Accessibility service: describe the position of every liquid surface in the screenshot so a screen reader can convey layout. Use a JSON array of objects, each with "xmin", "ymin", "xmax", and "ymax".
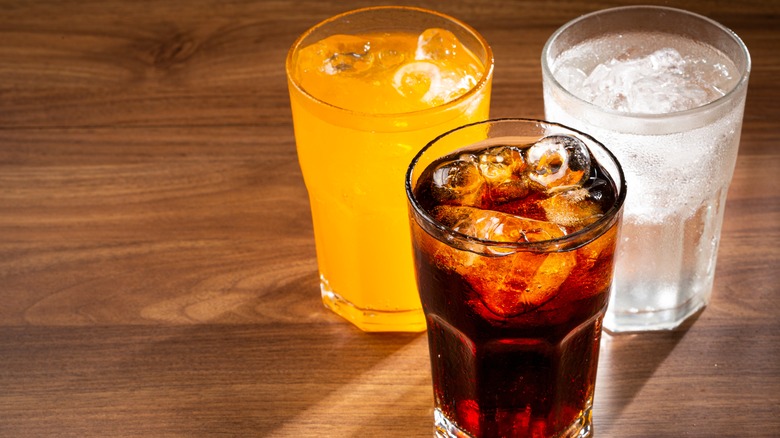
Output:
[
  {"xmin": 293, "ymin": 29, "xmax": 484, "ymax": 114},
  {"xmin": 552, "ymin": 32, "xmax": 741, "ymax": 114},
  {"xmin": 412, "ymin": 136, "xmax": 619, "ymax": 436}
]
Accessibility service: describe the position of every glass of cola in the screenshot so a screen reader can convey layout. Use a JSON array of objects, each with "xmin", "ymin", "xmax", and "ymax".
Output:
[{"xmin": 406, "ymin": 118, "xmax": 626, "ymax": 438}]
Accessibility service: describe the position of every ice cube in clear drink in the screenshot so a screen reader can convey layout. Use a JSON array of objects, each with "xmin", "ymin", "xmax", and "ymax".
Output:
[{"xmin": 579, "ymin": 47, "xmax": 720, "ymax": 114}]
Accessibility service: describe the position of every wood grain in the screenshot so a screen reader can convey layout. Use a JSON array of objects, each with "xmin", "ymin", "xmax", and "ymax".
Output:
[{"xmin": 0, "ymin": 0, "xmax": 778, "ymax": 436}]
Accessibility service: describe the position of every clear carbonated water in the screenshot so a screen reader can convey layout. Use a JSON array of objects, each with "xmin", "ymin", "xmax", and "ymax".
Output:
[{"xmin": 544, "ymin": 31, "xmax": 748, "ymax": 332}]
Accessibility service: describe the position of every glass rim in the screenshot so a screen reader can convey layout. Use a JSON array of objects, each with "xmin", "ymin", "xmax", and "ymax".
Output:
[
  {"xmin": 285, "ymin": 5, "xmax": 495, "ymax": 120},
  {"xmin": 405, "ymin": 118, "xmax": 627, "ymax": 252},
  {"xmin": 540, "ymin": 5, "xmax": 752, "ymax": 121}
]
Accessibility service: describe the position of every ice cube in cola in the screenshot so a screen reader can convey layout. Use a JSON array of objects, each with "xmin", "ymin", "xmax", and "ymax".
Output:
[{"xmin": 408, "ymin": 124, "xmax": 623, "ymax": 438}]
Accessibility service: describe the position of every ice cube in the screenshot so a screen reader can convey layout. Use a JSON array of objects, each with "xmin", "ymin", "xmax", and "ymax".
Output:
[
  {"xmin": 470, "ymin": 146, "xmax": 530, "ymax": 204},
  {"xmin": 494, "ymin": 190, "xmax": 548, "ymax": 222},
  {"xmin": 431, "ymin": 205, "xmax": 566, "ymax": 244},
  {"xmin": 393, "ymin": 61, "xmax": 443, "ymax": 101},
  {"xmin": 415, "ymin": 28, "xmax": 460, "ymax": 61},
  {"xmin": 488, "ymin": 178, "xmax": 532, "ymax": 206},
  {"xmin": 428, "ymin": 157, "xmax": 486, "ymax": 207},
  {"xmin": 472, "ymin": 248, "xmax": 576, "ymax": 318},
  {"xmin": 393, "ymin": 60, "xmax": 477, "ymax": 105},
  {"xmin": 526, "ymin": 135, "xmax": 590, "ymax": 191},
  {"xmin": 477, "ymin": 146, "xmax": 526, "ymax": 182},
  {"xmin": 552, "ymin": 63, "xmax": 588, "ymax": 92},
  {"xmin": 316, "ymin": 35, "xmax": 374, "ymax": 76},
  {"xmin": 580, "ymin": 48, "xmax": 713, "ymax": 114},
  {"xmin": 424, "ymin": 206, "xmax": 576, "ymax": 317},
  {"xmin": 579, "ymin": 223, "xmax": 618, "ymax": 268},
  {"xmin": 431, "ymin": 72, "xmax": 478, "ymax": 105},
  {"xmin": 393, "ymin": 28, "xmax": 481, "ymax": 105},
  {"xmin": 376, "ymin": 48, "xmax": 406, "ymax": 69},
  {"xmin": 557, "ymin": 224, "xmax": 618, "ymax": 302},
  {"xmin": 539, "ymin": 188, "xmax": 602, "ymax": 229}
]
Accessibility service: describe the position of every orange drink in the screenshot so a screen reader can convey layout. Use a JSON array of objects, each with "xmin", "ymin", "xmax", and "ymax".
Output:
[{"xmin": 286, "ymin": 7, "xmax": 493, "ymax": 332}]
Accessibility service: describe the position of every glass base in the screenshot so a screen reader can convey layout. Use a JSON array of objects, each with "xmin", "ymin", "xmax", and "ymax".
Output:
[
  {"xmin": 434, "ymin": 408, "xmax": 475, "ymax": 438},
  {"xmin": 320, "ymin": 276, "xmax": 426, "ymax": 333},
  {"xmin": 604, "ymin": 293, "xmax": 707, "ymax": 333},
  {"xmin": 433, "ymin": 402, "xmax": 593, "ymax": 438}
]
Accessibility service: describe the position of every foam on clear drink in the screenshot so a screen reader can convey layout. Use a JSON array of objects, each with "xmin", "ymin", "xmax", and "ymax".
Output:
[
  {"xmin": 412, "ymin": 134, "xmax": 620, "ymax": 437},
  {"xmin": 545, "ymin": 30, "xmax": 747, "ymax": 331}
]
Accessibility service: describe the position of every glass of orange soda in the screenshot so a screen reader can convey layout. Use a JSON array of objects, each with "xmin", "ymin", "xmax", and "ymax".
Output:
[{"xmin": 286, "ymin": 6, "xmax": 494, "ymax": 331}]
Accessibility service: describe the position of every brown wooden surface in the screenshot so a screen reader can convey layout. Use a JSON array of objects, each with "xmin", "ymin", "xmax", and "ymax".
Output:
[{"xmin": 0, "ymin": 0, "xmax": 778, "ymax": 436}]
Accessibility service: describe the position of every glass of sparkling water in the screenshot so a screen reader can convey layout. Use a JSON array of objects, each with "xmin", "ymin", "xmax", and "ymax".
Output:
[{"xmin": 541, "ymin": 6, "xmax": 751, "ymax": 332}]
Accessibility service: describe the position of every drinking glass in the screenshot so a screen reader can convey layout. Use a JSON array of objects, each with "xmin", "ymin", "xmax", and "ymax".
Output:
[
  {"xmin": 286, "ymin": 7, "xmax": 493, "ymax": 331},
  {"xmin": 542, "ymin": 6, "xmax": 750, "ymax": 332},
  {"xmin": 406, "ymin": 118, "xmax": 626, "ymax": 437}
]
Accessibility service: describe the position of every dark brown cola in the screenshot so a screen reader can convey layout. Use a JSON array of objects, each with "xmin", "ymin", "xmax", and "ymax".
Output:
[{"xmin": 411, "ymin": 135, "xmax": 620, "ymax": 437}]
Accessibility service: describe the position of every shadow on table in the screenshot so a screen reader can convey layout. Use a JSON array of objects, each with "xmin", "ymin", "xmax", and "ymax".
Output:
[{"xmin": 594, "ymin": 311, "xmax": 701, "ymax": 436}]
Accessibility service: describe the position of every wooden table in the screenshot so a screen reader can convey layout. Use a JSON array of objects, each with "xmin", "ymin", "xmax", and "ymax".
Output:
[{"xmin": 1, "ymin": 1, "xmax": 777, "ymax": 436}]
